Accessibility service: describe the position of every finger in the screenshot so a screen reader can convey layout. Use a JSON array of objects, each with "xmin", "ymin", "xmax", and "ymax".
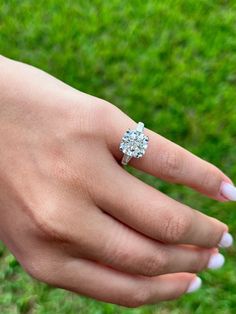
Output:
[
  {"xmin": 66, "ymin": 207, "xmax": 217, "ymax": 276},
  {"xmin": 93, "ymin": 159, "xmax": 228, "ymax": 248},
  {"xmin": 55, "ymin": 257, "xmax": 199, "ymax": 307},
  {"xmin": 104, "ymin": 105, "xmax": 232, "ymax": 201}
]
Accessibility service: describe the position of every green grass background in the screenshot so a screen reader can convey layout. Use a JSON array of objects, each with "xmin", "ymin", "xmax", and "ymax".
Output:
[{"xmin": 1, "ymin": 0, "xmax": 236, "ymax": 313}]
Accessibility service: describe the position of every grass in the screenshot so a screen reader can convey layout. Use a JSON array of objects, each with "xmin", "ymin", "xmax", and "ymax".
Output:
[{"xmin": 1, "ymin": 0, "xmax": 236, "ymax": 313}]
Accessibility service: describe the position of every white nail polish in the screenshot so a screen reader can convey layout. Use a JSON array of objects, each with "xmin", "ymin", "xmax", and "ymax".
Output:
[
  {"xmin": 207, "ymin": 253, "xmax": 225, "ymax": 269},
  {"xmin": 218, "ymin": 232, "xmax": 233, "ymax": 248},
  {"xmin": 186, "ymin": 276, "xmax": 202, "ymax": 294},
  {"xmin": 220, "ymin": 182, "xmax": 236, "ymax": 201}
]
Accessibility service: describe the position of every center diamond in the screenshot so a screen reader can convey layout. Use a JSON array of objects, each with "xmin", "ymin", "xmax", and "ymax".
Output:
[{"xmin": 119, "ymin": 129, "xmax": 149, "ymax": 158}]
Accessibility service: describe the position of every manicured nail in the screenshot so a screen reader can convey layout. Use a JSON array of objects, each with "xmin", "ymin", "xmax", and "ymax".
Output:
[
  {"xmin": 207, "ymin": 253, "xmax": 225, "ymax": 269},
  {"xmin": 186, "ymin": 276, "xmax": 202, "ymax": 294},
  {"xmin": 220, "ymin": 182, "xmax": 236, "ymax": 201},
  {"xmin": 218, "ymin": 232, "xmax": 233, "ymax": 248}
]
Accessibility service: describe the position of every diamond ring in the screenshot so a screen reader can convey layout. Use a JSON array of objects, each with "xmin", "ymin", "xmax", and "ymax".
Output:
[{"xmin": 119, "ymin": 122, "xmax": 149, "ymax": 165}]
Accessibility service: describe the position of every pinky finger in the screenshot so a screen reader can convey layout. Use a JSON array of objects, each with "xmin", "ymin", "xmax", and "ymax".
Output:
[{"xmin": 56, "ymin": 258, "xmax": 201, "ymax": 307}]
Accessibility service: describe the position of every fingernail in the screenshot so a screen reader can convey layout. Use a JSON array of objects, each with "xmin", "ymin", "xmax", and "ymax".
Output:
[
  {"xmin": 220, "ymin": 182, "xmax": 236, "ymax": 201},
  {"xmin": 218, "ymin": 232, "xmax": 233, "ymax": 248},
  {"xmin": 186, "ymin": 276, "xmax": 202, "ymax": 294},
  {"xmin": 207, "ymin": 253, "xmax": 225, "ymax": 269}
]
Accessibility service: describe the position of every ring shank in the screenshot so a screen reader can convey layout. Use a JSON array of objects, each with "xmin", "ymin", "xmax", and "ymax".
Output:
[
  {"xmin": 121, "ymin": 154, "xmax": 132, "ymax": 165},
  {"xmin": 136, "ymin": 122, "xmax": 144, "ymax": 133}
]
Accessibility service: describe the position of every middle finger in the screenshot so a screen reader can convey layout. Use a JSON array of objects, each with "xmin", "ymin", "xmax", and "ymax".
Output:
[
  {"xmin": 67, "ymin": 206, "xmax": 220, "ymax": 276},
  {"xmin": 93, "ymin": 160, "xmax": 228, "ymax": 248}
]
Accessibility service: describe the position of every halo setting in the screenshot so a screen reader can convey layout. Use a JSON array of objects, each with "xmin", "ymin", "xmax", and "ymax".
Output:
[{"xmin": 119, "ymin": 122, "xmax": 149, "ymax": 165}]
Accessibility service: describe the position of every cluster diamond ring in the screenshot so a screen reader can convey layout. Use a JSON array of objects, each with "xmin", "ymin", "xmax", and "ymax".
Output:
[{"xmin": 119, "ymin": 122, "xmax": 149, "ymax": 165}]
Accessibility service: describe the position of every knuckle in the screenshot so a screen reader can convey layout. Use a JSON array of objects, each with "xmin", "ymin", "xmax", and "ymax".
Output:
[
  {"xmin": 107, "ymin": 245, "xmax": 168, "ymax": 277},
  {"xmin": 103, "ymin": 228, "xmax": 134, "ymax": 268},
  {"xmin": 107, "ymin": 248, "xmax": 133, "ymax": 271},
  {"xmin": 70, "ymin": 98, "xmax": 112, "ymax": 141},
  {"xmin": 161, "ymin": 209, "xmax": 192, "ymax": 243},
  {"xmin": 32, "ymin": 205, "xmax": 69, "ymax": 243},
  {"xmin": 141, "ymin": 251, "xmax": 168, "ymax": 276},
  {"xmin": 21, "ymin": 248, "xmax": 63, "ymax": 286},
  {"xmin": 22, "ymin": 256, "xmax": 56, "ymax": 285},
  {"xmin": 125, "ymin": 285, "xmax": 151, "ymax": 308},
  {"xmin": 160, "ymin": 150, "xmax": 184, "ymax": 181},
  {"xmin": 92, "ymin": 100, "xmax": 115, "ymax": 133}
]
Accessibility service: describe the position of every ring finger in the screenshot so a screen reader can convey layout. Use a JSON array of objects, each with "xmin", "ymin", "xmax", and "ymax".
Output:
[{"xmin": 92, "ymin": 158, "xmax": 228, "ymax": 248}]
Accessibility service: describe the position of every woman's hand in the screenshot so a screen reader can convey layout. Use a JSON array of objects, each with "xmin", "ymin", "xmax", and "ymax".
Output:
[{"xmin": 0, "ymin": 56, "xmax": 234, "ymax": 307}]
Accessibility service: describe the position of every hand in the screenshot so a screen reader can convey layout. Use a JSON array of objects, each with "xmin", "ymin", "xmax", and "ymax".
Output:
[{"xmin": 0, "ymin": 56, "xmax": 234, "ymax": 307}]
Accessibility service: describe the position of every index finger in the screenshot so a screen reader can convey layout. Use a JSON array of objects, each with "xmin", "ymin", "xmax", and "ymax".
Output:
[{"xmin": 105, "ymin": 105, "xmax": 235, "ymax": 201}]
